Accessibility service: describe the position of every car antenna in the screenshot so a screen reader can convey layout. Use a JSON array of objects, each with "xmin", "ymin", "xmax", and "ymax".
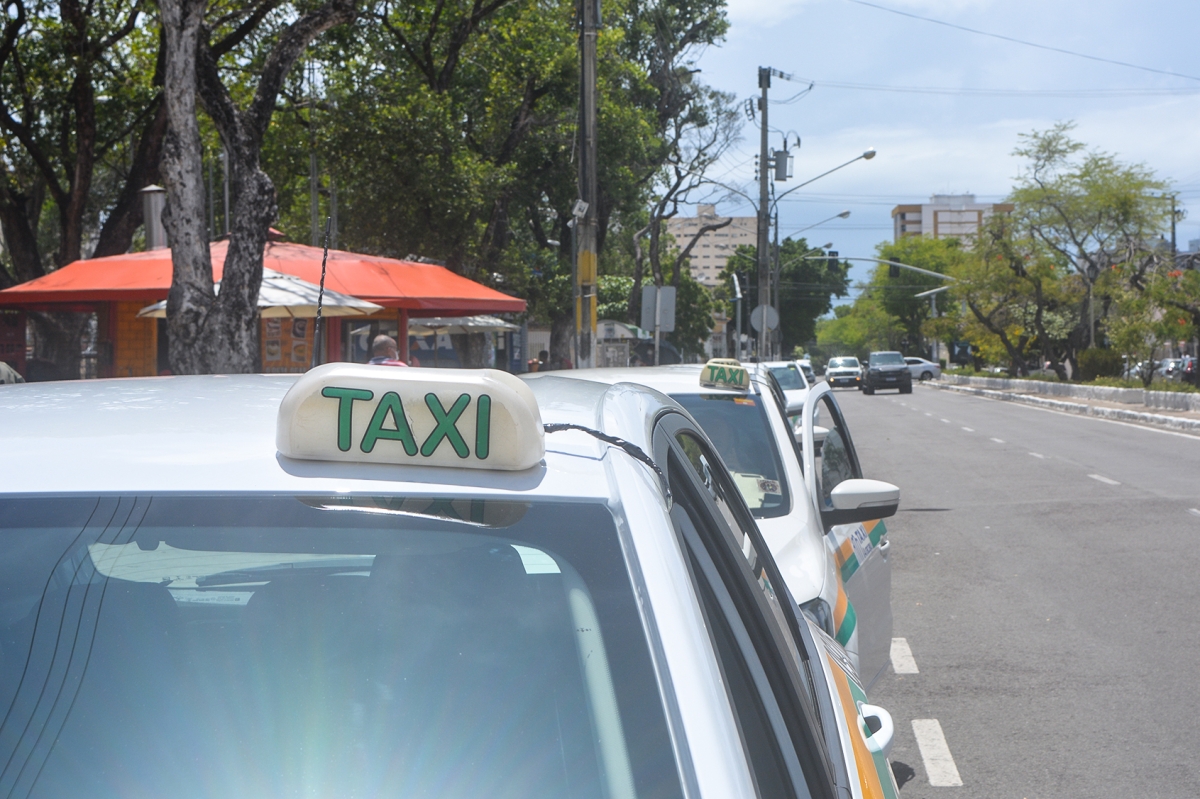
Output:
[{"xmin": 311, "ymin": 215, "xmax": 331, "ymax": 370}]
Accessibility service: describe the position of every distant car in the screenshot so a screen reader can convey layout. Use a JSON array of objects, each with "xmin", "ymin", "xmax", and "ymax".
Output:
[
  {"xmin": 904, "ymin": 356, "xmax": 941, "ymax": 381},
  {"xmin": 825, "ymin": 357, "xmax": 862, "ymax": 389},
  {"xmin": 796, "ymin": 359, "xmax": 818, "ymax": 386},
  {"xmin": 1182, "ymin": 356, "xmax": 1198, "ymax": 386},
  {"xmin": 863, "ymin": 351, "xmax": 913, "ymax": 395},
  {"xmin": 1159, "ymin": 358, "xmax": 1184, "ymax": 380}
]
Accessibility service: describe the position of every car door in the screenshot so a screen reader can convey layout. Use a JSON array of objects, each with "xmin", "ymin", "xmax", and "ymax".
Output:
[
  {"xmin": 801, "ymin": 383, "xmax": 893, "ymax": 690},
  {"xmin": 652, "ymin": 412, "xmax": 846, "ymax": 799}
]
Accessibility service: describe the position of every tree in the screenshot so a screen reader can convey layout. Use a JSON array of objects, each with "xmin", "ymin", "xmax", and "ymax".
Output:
[
  {"xmin": 159, "ymin": 0, "xmax": 356, "ymax": 374},
  {"xmin": 814, "ymin": 299, "xmax": 902, "ymax": 360},
  {"xmin": 872, "ymin": 237, "xmax": 961, "ymax": 354},
  {"xmin": 0, "ymin": 0, "xmax": 158, "ymax": 371},
  {"xmin": 1009, "ymin": 122, "xmax": 1170, "ymax": 352}
]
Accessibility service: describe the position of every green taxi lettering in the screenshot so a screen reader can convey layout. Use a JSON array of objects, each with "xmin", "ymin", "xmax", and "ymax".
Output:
[
  {"xmin": 421, "ymin": 393, "xmax": 472, "ymax": 458},
  {"xmin": 475, "ymin": 394, "xmax": 491, "ymax": 459},
  {"xmin": 323, "ymin": 387, "xmax": 494, "ymax": 460},
  {"xmin": 321, "ymin": 386, "xmax": 375, "ymax": 451},
  {"xmin": 360, "ymin": 391, "xmax": 418, "ymax": 455}
]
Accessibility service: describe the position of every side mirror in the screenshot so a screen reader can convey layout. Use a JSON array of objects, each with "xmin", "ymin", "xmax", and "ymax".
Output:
[{"xmin": 821, "ymin": 478, "xmax": 900, "ymax": 528}]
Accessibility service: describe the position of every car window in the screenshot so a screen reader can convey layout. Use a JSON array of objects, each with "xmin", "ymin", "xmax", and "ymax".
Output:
[
  {"xmin": 0, "ymin": 495, "xmax": 683, "ymax": 799},
  {"xmin": 904, "ymin": 358, "xmax": 919, "ymax": 365},
  {"xmin": 672, "ymin": 393, "xmax": 790, "ymax": 518},
  {"xmin": 664, "ymin": 443, "xmax": 833, "ymax": 799},
  {"xmin": 869, "ymin": 352, "xmax": 904, "ymax": 366},
  {"xmin": 827, "ymin": 358, "xmax": 858, "ymax": 369},
  {"xmin": 769, "ymin": 366, "xmax": 806, "ymax": 390},
  {"xmin": 811, "ymin": 394, "xmax": 863, "ymax": 509}
]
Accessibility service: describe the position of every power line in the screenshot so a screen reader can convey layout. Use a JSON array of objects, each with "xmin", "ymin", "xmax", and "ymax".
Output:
[
  {"xmin": 845, "ymin": 0, "xmax": 1200, "ymax": 83},
  {"xmin": 795, "ymin": 76, "xmax": 1200, "ymax": 97}
]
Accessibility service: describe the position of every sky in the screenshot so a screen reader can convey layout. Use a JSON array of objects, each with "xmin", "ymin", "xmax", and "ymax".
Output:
[{"xmin": 688, "ymin": 0, "xmax": 1200, "ymax": 300}]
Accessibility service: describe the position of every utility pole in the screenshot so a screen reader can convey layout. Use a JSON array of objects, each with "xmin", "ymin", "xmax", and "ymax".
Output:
[
  {"xmin": 756, "ymin": 66, "xmax": 771, "ymax": 361},
  {"xmin": 575, "ymin": 0, "xmax": 600, "ymax": 369}
]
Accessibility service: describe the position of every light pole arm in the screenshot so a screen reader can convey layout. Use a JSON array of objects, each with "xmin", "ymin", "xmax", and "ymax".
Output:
[{"xmin": 797, "ymin": 256, "xmax": 957, "ymax": 281}]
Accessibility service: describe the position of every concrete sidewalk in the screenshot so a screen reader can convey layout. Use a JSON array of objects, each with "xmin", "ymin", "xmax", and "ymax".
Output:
[{"xmin": 925, "ymin": 380, "xmax": 1200, "ymax": 433}]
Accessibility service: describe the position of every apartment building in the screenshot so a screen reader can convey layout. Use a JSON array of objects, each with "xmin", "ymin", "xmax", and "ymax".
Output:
[
  {"xmin": 892, "ymin": 194, "xmax": 1013, "ymax": 241},
  {"xmin": 665, "ymin": 204, "xmax": 757, "ymax": 287}
]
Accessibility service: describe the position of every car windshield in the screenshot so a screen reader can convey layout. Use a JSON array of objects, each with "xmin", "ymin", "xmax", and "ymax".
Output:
[
  {"xmin": 0, "ymin": 495, "xmax": 682, "ymax": 799},
  {"xmin": 870, "ymin": 352, "xmax": 905, "ymax": 365},
  {"xmin": 769, "ymin": 365, "xmax": 806, "ymax": 390},
  {"xmin": 828, "ymin": 358, "xmax": 859, "ymax": 369},
  {"xmin": 672, "ymin": 393, "xmax": 790, "ymax": 519}
]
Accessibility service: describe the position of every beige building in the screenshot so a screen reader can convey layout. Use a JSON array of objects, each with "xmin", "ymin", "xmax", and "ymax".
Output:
[
  {"xmin": 892, "ymin": 194, "xmax": 1013, "ymax": 241},
  {"xmin": 665, "ymin": 205, "xmax": 757, "ymax": 287}
]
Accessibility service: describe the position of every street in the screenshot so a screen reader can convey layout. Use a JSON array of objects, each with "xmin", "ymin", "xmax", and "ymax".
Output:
[{"xmin": 835, "ymin": 384, "xmax": 1200, "ymax": 798}]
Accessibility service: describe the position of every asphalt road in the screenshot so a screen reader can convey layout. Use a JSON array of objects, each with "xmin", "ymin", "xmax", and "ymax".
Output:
[{"xmin": 832, "ymin": 383, "xmax": 1200, "ymax": 799}]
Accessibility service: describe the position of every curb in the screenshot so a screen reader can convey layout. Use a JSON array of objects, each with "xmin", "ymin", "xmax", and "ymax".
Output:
[{"xmin": 925, "ymin": 382, "xmax": 1200, "ymax": 433}]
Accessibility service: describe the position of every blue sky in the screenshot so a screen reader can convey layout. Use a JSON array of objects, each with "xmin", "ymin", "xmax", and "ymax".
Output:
[{"xmin": 689, "ymin": 0, "xmax": 1200, "ymax": 298}]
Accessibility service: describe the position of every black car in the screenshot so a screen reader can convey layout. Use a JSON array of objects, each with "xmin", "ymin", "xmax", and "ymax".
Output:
[{"xmin": 863, "ymin": 351, "xmax": 913, "ymax": 395}]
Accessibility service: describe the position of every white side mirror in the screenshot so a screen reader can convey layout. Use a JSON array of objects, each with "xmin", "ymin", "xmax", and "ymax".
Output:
[
  {"xmin": 830, "ymin": 478, "xmax": 899, "ymax": 511},
  {"xmin": 858, "ymin": 703, "xmax": 895, "ymax": 758},
  {"xmin": 822, "ymin": 479, "xmax": 900, "ymax": 528}
]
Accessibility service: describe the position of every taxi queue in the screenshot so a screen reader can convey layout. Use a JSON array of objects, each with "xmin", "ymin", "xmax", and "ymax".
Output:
[{"xmin": 0, "ymin": 358, "xmax": 902, "ymax": 799}]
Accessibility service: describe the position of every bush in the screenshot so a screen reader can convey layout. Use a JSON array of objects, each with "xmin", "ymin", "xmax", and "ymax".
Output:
[{"xmin": 1078, "ymin": 348, "xmax": 1123, "ymax": 381}]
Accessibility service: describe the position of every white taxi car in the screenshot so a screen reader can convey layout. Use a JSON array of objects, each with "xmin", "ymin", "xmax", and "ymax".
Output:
[
  {"xmin": 537, "ymin": 360, "xmax": 898, "ymax": 691},
  {"xmin": 0, "ymin": 366, "xmax": 900, "ymax": 799}
]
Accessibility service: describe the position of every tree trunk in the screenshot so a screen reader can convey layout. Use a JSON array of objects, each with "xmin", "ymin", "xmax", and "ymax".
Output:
[
  {"xmin": 450, "ymin": 332, "xmax": 490, "ymax": 367},
  {"xmin": 549, "ymin": 311, "xmax": 574, "ymax": 369},
  {"xmin": 160, "ymin": 0, "xmax": 355, "ymax": 374},
  {"xmin": 160, "ymin": 0, "xmax": 219, "ymax": 374}
]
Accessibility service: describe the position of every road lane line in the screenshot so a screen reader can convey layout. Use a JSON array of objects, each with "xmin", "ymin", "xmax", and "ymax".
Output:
[
  {"xmin": 940, "ymin": 418, "xmax": 951, "ymax": 423},
  {"xmin": 961, "ymin": 427, "xmax": 974, "ymax": 432},
  {"xmin": 1088, "ymin": 474, "xmax": 1121, "ymax": 486},
  {"xmin": 912, "ymin": 719, "xmax": 963, "ymax": 787},
  {"xmin": 890, "ymin": 638, "xmax": 919, "ymax": 674},
  {"xmin": 1188, "ymin": 508, "xmax": 1200, "ymax": 518},
  {"xmin": 990, "ymin": 437, "xmax": 1005, "ymax": 444},
  {"xmin": 1029, "ymin": 452, "xmax": 1045, "ymax": 459},
  {"xmin": 925, "ymin": 413, "xmax": 933, "ymax": 417}
]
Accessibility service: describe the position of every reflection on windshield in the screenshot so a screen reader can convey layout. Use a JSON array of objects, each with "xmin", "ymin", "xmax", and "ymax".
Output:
[
  {"xmin": 0, "ymin": 496, "xmax": 681, "ymax": 799},
  {"xmin": 829, "ymin": 358, "xmax": 859, "ymax": 369},
  {"xmin": 769, "ymin": 366, "xmax": 805, "ymax": 390},
  {"xmin": 672, "ymin": 393, "xmax": 790, "ymax": 518},
  {"xmin": 870, "ymin": 352, "xmax": 905, "ymax": 365}
]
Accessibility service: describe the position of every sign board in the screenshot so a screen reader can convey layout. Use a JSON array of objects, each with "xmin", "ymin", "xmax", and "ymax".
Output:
[
  {"xmin": 640, "ymin": 285, "xmax": 676, "ymax": 333},
  {"xmin": 277, "ymin": 364, "xmax": 545, "ymax": 471},
  {"xmin": 598, "ymin": 340, "xmax": 630, "ymax": 368},
  {"xmin": 750, "ymin": 304, "xmax": 779, "ymax": 332}
]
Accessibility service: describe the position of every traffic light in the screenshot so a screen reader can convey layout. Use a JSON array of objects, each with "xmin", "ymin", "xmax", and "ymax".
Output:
[
  {"xmin": 888, "ymin": 262, "xmax": 900, "ymax": 278},
  {"xmin": 827, "ymin": 250, "xmax": 838, "ymax": 271}
]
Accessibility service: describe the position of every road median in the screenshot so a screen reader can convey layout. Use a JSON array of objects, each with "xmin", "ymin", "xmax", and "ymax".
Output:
[{"xmin": 926, "ymin": 380, "xmax": 1200, "ymax": 433}]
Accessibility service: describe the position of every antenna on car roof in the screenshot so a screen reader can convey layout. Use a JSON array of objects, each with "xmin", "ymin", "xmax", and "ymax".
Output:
[{"xmin": 311, "ymin": 216, "xmax": 331, "ymax": 370}]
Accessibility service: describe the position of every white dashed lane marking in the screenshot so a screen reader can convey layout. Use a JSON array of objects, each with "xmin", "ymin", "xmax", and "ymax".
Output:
[
  {"xmin": 925, "ymin": 413, "xmax": 933, "ymax": 417},
  {"xmin": 990, "ymin": 437, "xmax": 1005, "ymax": 444},
  {"xmin": 940, "ymin": 418, "xmax": 950, "ymax": 424},
  {"xmin": 1088, "ymin": 474, "xmax": 1121, "ymax": 486},
  {"xmin": 961, "ymin": 427, "xmax": 974, "ymax": 432},
  {"xmin": 912, "ymin": 719, "xmax": 963, "ymax": 787},
  {"xmin": 1029, "ymin": 452, "xmax": 1045, "ymax": 459},
  {"xmin": 890, "ymin": 638, "xmax": 919, "ymax": 674},
  {"xmin": 1188, "ymin": 508, "xmax": 1200, "ymax": 518}
]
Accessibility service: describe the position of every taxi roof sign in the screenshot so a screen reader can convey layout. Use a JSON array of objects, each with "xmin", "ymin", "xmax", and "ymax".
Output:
[
  {"xmin": 699, "ymin": 358, "xmax": 749, "ymax": 391},
  {"xmin": 277, "ymin": 364, "xmax": 545, "ymax": 471}
]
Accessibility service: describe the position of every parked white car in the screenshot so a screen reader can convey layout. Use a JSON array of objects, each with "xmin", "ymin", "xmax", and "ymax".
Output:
[
  {"xmin": 545, "ymin": 361, "xmax": 898, "ymax": 691},
  {"xmin": 0, "ymin": 364, "xmax": 902, "ymax": 799},
  {"xmin": 904, "ymin": 356, "xmax": 941, "ymax": 381}
]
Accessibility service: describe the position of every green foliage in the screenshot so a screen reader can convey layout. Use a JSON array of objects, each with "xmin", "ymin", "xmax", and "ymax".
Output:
[
  {"xmin": 666, "ymin": 271, "xmax": 715, "ymax": 357},
  {"xmin": 873, "ymin": 237, "xmax": 964, "ymax": 353},
  {"xmin": 814, "ymin": 299, "xmax": 903, "ymax": 360},
  {"xmin": 718, "ymin": 237, "xmax": 847, "ymax": 353},
  {"xmin": 1077, "ymin": 348, "xmax": 1123, "ymax": 381},
  {"xmin": 598, "ymin": 275, "xmax": 634, "ymax": 320}
]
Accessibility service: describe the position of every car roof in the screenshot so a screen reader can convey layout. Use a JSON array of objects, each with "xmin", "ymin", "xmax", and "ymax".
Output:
[
  {"xmin": 0, "ymin": 373, "xmax": 676, "ymax": 499},
  {"xmin": 530, "ymin": 364, "xmax": 767, "ymax": 397}
]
